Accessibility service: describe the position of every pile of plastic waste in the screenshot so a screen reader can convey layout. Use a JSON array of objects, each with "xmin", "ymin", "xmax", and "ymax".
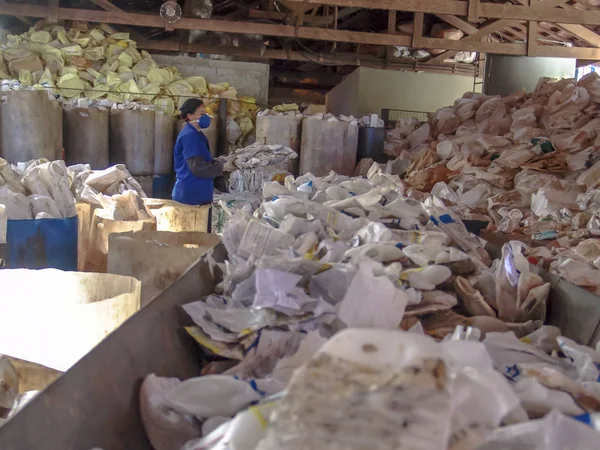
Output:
[
  {"xmin": 211, "ymin": 191, "xmax": 261, "ymax": 235},
  {"xmin": 220, "ymin": 143, "xmax": 298, "ymax": 194},
  {"xmin": 383, "ymin": 116, "xmax": 423, "ymax": 158},
  {"xmin": 0, "ymin": 157, "xmax": 76, "ymax": 220},
  {"xmin": 257, "ymin": 104, "xmax": 302, "ymax": 117},
  {"xmin": 383, "ymin": 75, "xmax": 600, "ymax": 292},
  {"xmin": 134, "ymin": 164, "xmax": 600, "ymax": 449},
  {"xmin": 70, "ymin": 164, "xmax": 151, "ymax": 221},
  {"xmin": 306, "ymin": 112, "xmax": 359, "ymax": 126},
  {"xmin": 0, "ymin": 22, "xmax": 257, "ymax": 141}
]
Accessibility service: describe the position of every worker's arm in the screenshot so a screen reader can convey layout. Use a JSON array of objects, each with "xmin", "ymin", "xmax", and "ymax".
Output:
[
  {"xmin": 181, "ymin": 133, "xmax": 223, "ymax": 179},
  {"xmin": 186, "ymin": 157, "xmax": 223, "ymax": 178}
]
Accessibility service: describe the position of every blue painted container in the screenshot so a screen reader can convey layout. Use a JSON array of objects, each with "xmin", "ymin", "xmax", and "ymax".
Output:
[{"xmin": 5, "ymin": 216, "xmax": 78, "ymax": 270}]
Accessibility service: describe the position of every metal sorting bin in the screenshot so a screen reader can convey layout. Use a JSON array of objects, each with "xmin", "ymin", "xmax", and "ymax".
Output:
[
  {"xmin": 0, "ymin": 244, "xmax": 226, "ymax": 450},
  {"xmin": 5, "ymin": 216, "xmax": 78, "ymax": 271},
  {"xmin": 357, "ymin": 126, "xmax": 386, "ymax": 163}
]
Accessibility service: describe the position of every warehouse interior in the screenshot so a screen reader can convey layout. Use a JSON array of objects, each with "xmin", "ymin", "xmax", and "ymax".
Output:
[{"xmin": 3, "ymin": 0, "xmax": 600, "ymax": 448}]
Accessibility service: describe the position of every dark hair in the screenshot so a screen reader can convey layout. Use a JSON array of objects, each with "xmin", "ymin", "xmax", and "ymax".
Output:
[{"xmin": 179, "ymin": 98, "xmax": 204, "ymax": 121}]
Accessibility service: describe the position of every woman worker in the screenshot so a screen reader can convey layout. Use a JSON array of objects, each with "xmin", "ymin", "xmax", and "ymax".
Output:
[{"xmin": 172, "ymin": 98, "xmax": 223, "ymax": 213}]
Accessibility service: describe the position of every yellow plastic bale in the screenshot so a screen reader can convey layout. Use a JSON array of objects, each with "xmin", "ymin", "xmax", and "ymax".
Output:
[
  {"xmin": 58, "ymin": 73, "xmax": 85, "ymax": 98},
  {"xmin": 83, "ymin": 46, "xmax": 104, "ymax": 61},
  {"xmin": 147, "ymin": 67, "xmax": 172, "ymax": 85},
  {"xmin": 61, "ymin": 45, "xmax": 83, "ymax": 58},
  {"xmin": 110, "ymin": 32, "xmax": 130, "ymax": 41},
  {"xmin": 30, "ymin": 31, "xmax": 52, "ymax": 44},
  {"xmin": 119, "ymin": 71, "xmax": 135, "ymax": 82},
  {"xmin": 3, "ymin": 47, "xmax": 34, "ymax": 63},
  {"xmin": 79, "ymin": 70, "xmax": 96, "ymax": 84},
  {"xmin": 117, "ymin": 51, "xmax": 133, "ymax": 68},
  {"xmin": 209, "ymin": 82, "xmax": 229, "ymax": 95},
  {"xmin": 106, "ymin": 71, "xmax": 121, "ymax": 86},
  {"xmin": 86, "ymin": 68, "xmax": 102, "ymax": 79},
  {"xmin": 90, "ymin": 29, "xmax": 105, "ymax": 42},
  {"xmin": 107, "ymin": 44, "xmax": 124, "ymax": 58},
  {"xmin": 141, "ymin": 81, "xmax": 161, "ymax": 100},
  {"xmin": 41, "ymin": 46, "xmax": 64, "ymax": 62},
  {"xmin": 57, "ymin": 29, "xmax": 69, "ymax": 45},
  {"xmin": 85, "ymin": 84, "xmax": 109, "ymax": 100},
  {"xmin": 273, "ymin": 103, "xmax": 299, "ymax": 112},
  {"xmin": 118, "ymin": 79, "xmax": 142, "ymax": 101},
  {"xmin": 186, "ymin": 76, "xmax": 208, "ymax": 95},
  {"xmin": 42, "ymin": 54, "xmax": 63, "ymax": 76},
  {"xmin": 167, "ymin": 79, "xmax": 194, "ymax": 106},
  {"xmin": 39, "ymin": 69, "xmax": 55, "ymax": 87},
  {"xmin": 72, "ymin": 36, "xmax": 91, "ymax": 48},
  {"xmin": 153, "ymin": 96, "xmax": 175, "ymax": 116},
  {"xmin": 18, "ymin": 69, "xmax": 32, "ymax": 85},
  {"xmin": 61, "ymin": 66, "xmax": 78, "ymax": 76},
  {"xmin": 67, "ymin": 29, "xmax": 80, "ymax": 41},
  {"xmin": 125, "ymin": 47, "xmax": 142, "ymax": 64},
  {"xmin": 132, "ymin": 58, "xmax": 156, "ymax": 77}
]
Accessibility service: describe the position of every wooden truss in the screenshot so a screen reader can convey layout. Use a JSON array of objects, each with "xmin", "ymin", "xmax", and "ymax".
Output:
[{"xmin": 0, "ymin": 0, "xmax": 598, "ymax": 65}]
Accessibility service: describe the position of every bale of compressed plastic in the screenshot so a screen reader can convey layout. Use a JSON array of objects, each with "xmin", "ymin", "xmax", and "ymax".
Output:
[
  {"xmin": 107, "ymin": 230, "xmax": 221, "ymax": 306},
  {"xmin": 0, "ymin": 268, "xmax": 141, "ymax": 372},
  {"xmin": 63, "ymin": 107, "xmax": 110, "ymax": 170},
  {"xmin": 109, "ymin": 109, "xmax": 155, "ymax": 176},
  {"xmin": 0, "ymin": 91, "xmax": 62, "ymax": 163},
  {"xmin": 300, "ymin": 119, "xmax": 358, "ymax": 176}
]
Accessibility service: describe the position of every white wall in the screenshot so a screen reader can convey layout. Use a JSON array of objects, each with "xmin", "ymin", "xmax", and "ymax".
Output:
[
  {"xmin": 325, "ymin": 67, "xmax": 476, "ymax": 117},
  {"xmin": 151, "ymin": 54, "xmax": 270, "ymax": 105},
  {"xmin": 325, "ymin": 69, "xmax": 360, "ymax": 116},
  {"xmin": 356, "ymin": 67, "xmax": 475, "ymax": 116}
]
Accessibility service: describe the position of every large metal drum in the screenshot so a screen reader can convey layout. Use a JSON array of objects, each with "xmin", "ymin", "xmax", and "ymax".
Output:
[
  {"xmin": 0, "ymin": 91, "xmax": 62, "ymax": 163},
  {"xmin": 154, "ymin": 113, "xmax": 176, "ymax": 175},
  {"xmin": 300, "ymin": 119, "xmax": 358, "ymax": 177},
  {"xmin": 63, "ymin": 107, "xmax": 109, "ymax": 169},
  {"xmin": 256, "ymin": 115, "xmax": 302, "ymax": 152},
  {"xmin": 110, "ymin": 109, "xmax": 155, "ymax": 176}
]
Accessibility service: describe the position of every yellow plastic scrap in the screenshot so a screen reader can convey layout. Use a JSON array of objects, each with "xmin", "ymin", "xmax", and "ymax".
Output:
[
  {"xmin": 30, "ymin": 31, "xmax": 52, "ymax": 44},
  {"xmin": 58, "ymin": 73, "xmax": 85, "ymax": 98},
  {"xmin": 86, "ymin": 68, "xmax": 102, "ymax": 79},
  {"xmin": 72, "ymin": 36, "xmax": 91, "ymax": 48},
  {"xmin": 110, "ymin": 32, "xmax": 130, "ymax": 41},
  {"xmin": 41, "ymin": 45, "xmax": 64, "ymax": 62},
  {"xmin": 132, "ymin": 58, "xmax": 156, "ymax": 77},
  {"xmin": 147, "ymin": 67, "xmax": 172, "ymax": 85},
  {"xmin": 67, "ymin": 29, "xmax": 80, "ymax": 41},
  {"xmin": 18, "ymin": 69, "xmax": 32, "ymax": 85},
  {"xmin": 153, "ymin": 96, "xmax": 175, "ymax": 116},
  {"xmin": 106, "ymin": 44, "xmax": 123, "ymax": 59},
  {"xmin": 79, "ymin": 70, "xmax": 96, "ymax": 84},
  {"xmin": 42, "ymin": 54, "xmax": 63, "ymax": 76},
  {"xmin": 61, "ymin": 66, "xmax": 78, "ymax": 76},
  {"xmin": 83, "ymin": 46, "xmax": 105, "ymax": 61},
  {"xmin": 238, "ymin": 116, "xmax": 254, "ymax": 139},
  {"xmin": 117, "ymin": 79, "xmax": 142, "ymax": 101},
  {"xmin": 273, "ymin": 103, "xmax": 299, "ymax": 112},
  {"xmin": 101, "ymin": 59, "xmax": 119, "ymax": 73},
  {"xmin": 90, "ymin": 29, "xmax": 105, "ymax": 42},
  {"xmin": 209, "ymin": 82, "xmax": 229, "ymax": 95},
  {"xmin": 85, "ymin": 84, "xmax": 109, "ymax": 100},
  {"xmin": 39, "ymin": 68, "xmax": 55, "ymax": 85},
  {"xmin": 118, "ymin": 70, "xmax": 135, "ymax": 83},
  {"xmin": 61, "ymin": 45, "xmax": 83, "ymax": 58},
  {"xmin": 125, "ymin": 46, "xmax": 142, "ymax": 64},
  {"xmin": 141, "ymin": 81, "xmax": 161, "ymax": 100},
  {"xmin": 167, "ymin": 80, "xmax": 194, "ymax": 106},
  {"xmin": 186, "ymin": 76, "xmax": 208, "ymax": 95},
  {"xmin": 106, "ymin": 71, "xmax": 121, "ymax": 87},
  {"xmin": 117, "ymin": 51, "xmax": 133, "ymax": 68},
  {"xmin": 165, "ymin": 66, "xmax": 182, "ymax": 81}
]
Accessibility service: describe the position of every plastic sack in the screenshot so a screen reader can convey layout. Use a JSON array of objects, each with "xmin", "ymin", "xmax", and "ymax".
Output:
[
  {"xmin": 0, "ymin": 186, "xmax": 32, "ymax": 219},
  {"xmin": 256, "ymin": 329, "xmax": 519, "ymax": 450},
  {"xmin": 139, "ymin": 374, "xmax": 201, "ymax": 450},
  {"xmin": 29, "ymin": 194, "xmax": 61, "ymax": 218}
]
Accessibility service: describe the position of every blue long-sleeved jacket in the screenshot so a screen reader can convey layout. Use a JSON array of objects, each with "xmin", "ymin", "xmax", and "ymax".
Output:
[{"xmin": 172, "ymin": 123, "xmax": 214, "ymax": 205}]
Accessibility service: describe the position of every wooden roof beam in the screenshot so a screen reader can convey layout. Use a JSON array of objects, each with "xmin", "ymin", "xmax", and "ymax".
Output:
[
  {"xmin": 0, "ymin": 3, "xmax": 413, "ymax": 47},
  {"xmin": 248, "ymin": 9, "xmax": 334, "ymax": 25},
  {"xmin": 283, "ymin": 0, "xmax": 600, "ymax": 26}
]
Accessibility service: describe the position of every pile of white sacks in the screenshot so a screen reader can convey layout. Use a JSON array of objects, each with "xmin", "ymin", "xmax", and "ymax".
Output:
[{"xmin": 138, "ymin": 165, "xmax": 600, "ymax": 450}]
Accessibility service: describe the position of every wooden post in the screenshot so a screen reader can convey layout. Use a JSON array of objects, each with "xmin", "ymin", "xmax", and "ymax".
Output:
[
  {"xmin": 412, "ymin": 12, "xmax": 424, "ymax": 48},
  {"xmin": 386, "ymin": 9, "xmax": 397, "ymax": 65},
  {"xmin": 528, "ymin": 21, "xmax": 538, "ymax": 56}
]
